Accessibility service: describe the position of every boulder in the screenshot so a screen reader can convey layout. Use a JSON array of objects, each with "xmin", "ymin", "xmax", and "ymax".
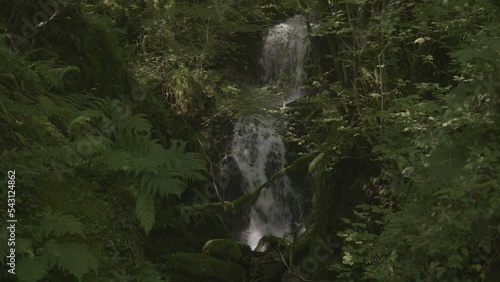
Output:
[
  {"xmin": 165, "ymin": 252, "xmax": 246, "ymax": 282},
  {"xmin": 254, "ymin": 235, "xmax": 289, "ymax": 252},
  {"xmin": 202, "ymin": 239, "xmax": 252, "ymax": 264}
]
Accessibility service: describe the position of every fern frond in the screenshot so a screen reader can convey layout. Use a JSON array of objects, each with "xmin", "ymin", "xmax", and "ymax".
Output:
[
  {"xmin": 67, "ymin": 115, "xmax": 95, "ymax": 137},
  {"xmin": 177, "ymin": 152, "xmax": 207, "ymax": 181},
  {"xmin": 136, "ymin": 193, "xmax": 156, "ymax": 234},
  {"xmin": 116, "ymin": 136, "xmax": 164, "ymax": 176},
  {"xmin": 141, "ymin": 171, "xmax": 186, "ymax": 198},
  {"xmin": 62, "ymin": 93, "xmax": 105, "ymax": 111},
  {"xmin": 70, "ymin": 136, "xmax": 111, "ymax": 158},
  {"xmin": 130, "ymin": 114, "xmax": 152, "ymax": 133},
  {"xmin": 130, "ymin": 154, "xmax": 162, "ymax": 176},
  {"xmin": 17, "ymin": 256, "xmax": 48, "ymax": 282},
  {"xmin": 165, "ymin": 139, "xmax": 188, "ymax": 158},
  {"xmin": 138, "ymin": 137, "xmax": 165, "ymax": 157},
  {"xmin": 115, "ymin": 113, "xmax": 152, "ymax": 134},
  {"xmin": 45, "ymin": 65, "xmax": 79, "ymax": 89},
  {"xmin": 94, "ymin": 149, "xmax": 132, "ymax": 171},
  {"xmin": 165, "ymin": 140, "xmax": 207, "ymax": 181},
  {"xmin": 38, "ymin": 212, "xmax": 85, "ymax": 240},
  {"xmin": 17, "ymin": 238, "xmax": 35, "ymax": 258},
  {"xmin": 38, "ymin": 95, "xmax": 62, "ymax": 115},
  {"xmin": 44, "ymin": 241, "xmax": 98, "ymax": 281}
]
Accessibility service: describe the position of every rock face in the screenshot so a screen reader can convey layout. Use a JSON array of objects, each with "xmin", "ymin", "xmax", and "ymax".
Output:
[{"xmin": 165, "ymin": 252, "xmax": 246, "ymax": 282}]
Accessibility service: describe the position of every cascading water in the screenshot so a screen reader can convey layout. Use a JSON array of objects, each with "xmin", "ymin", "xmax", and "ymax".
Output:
[
  {"xmin": 229, "ymin": 15, "xmax": 311, "ymax": 250},
  {"xmin": 231, "ymin": 116, "xmax": 296, "ymax": 249},
  {"xmin": 259, "ymin": 15, "xmax": 311, "ymax": 104}
]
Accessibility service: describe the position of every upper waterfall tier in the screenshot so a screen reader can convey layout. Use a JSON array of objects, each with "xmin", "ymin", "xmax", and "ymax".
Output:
[{"xmin": 259, "ymin": 15, "xmax": 311, "ymax": 104}]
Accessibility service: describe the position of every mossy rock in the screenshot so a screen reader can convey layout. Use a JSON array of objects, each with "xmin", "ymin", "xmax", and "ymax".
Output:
[
  {"xmin": 202, "ymin": 239, "xmax": 252, "ymax": 264},
  {"xmin": 165, "ymin": 252, "xmax": 246, "ymax": 282},
  {"xmin": 254, "ymin": 235, "xmax": 289, "ymax": 252}
]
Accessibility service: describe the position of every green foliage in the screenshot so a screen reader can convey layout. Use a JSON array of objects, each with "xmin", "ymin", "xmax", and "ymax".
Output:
[
  {"xmin": 8, "ymin": 212, "xmax": 99, "ymax": 282},
  {"xmin": 44, "ymin": 241, "xmax": 99, "ymax": 281},
  {"xmin": 7, "ymin": 0, "xmax": 499, "ymax": 281},
  {"xmin": 136, "ymin": 192, "xmax": 156, "ymax": 234},
  {"xmin": 135, "ymin": 261, "xmax": 164, "ymax": 282},
  {"xmin": 38, "ymin": 212, "xmax": 85, "ymax": 240},
  {"xmin": 302, "ymin": 0, "xmax": 500, "ymax": 281},
  {"xmin": 38, "ymin": 96, "xmax": 207, "ymax": 234},
  {"xmin": 1, "ymin": 1, "xmax": 212, "ymax": 279}
]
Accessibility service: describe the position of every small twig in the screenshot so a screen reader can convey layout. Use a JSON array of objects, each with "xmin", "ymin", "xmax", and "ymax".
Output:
[
  {"xmin": 278, "ymin": 247, "xmax": 312, "ymax": 282},
  {"xmin": 180, "ymin": 116, "xmax": 223, "ymax": 202}
]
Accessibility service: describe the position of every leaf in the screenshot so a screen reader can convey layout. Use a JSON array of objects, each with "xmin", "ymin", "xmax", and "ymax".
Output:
[
  {"xmin": 141, "ymin": 171, "xmax": 187, "ymax": 198},
  {"xmin": 136, "ymin": 193, "xmax": 156, "ymax": 234},
  {"xmin": 450, "ymin": 48, "xmax": 497, "ymax": 63},
  {"xmin": 44, "ymin": 241, "xmax": 98, "ymax": 281},
  {"xmin": 94, "ymin": 150, "xmax": 132, "ymax": 171},
  {"xmin": 38, "ymin": 212, "xmax": 85, "ymax": 239},
  {"xmin": 17, "ymin": 257, "xmax": 49, "ymax": 282},
  {"xmin": 125, "ymin": 114, "xmax": 152, "ymax": 133},
  {"xmin": 131, "ymin": 154, "xmax": 162, "ymax": 176},
  {"xmin": 414, "ymin": 37, "xmax": 427, "ymax": 44},
  {"xmin": 38, "ymin": 96, "xmax": 60, "ymax": 114},
  {"xmin": 164, "ymin": 140, "xmax": 206, "ymax": 180}
]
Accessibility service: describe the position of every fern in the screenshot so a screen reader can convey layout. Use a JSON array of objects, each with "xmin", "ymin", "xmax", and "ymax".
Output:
[
  {"xmin": 130, "ymin": 154, "xmax": 162, "ymax": 176},
  {"xmin": 114, "ymin": 135, "xmax": 164, "ymax": 175},
  {"xmin": 17, "ymin": 257, "xmax": 48, "ymax": 282},
  {"xmin": 44, "ymin": 65, "xmax": 80, "ymax": 90},
  {"xmin": 67, "ymin": 109, "xmax": 105, "ymax": 137},
  {"xmin": 70, "ymin": 136, "xmax": 111, "ymax": 158},
  {"xmin": 94, "ymin": 149, "xmax": 133, "ymax": 171},
  {"xmin": 38, "ymin": 212, "xmax": 85, "ymax": 240},
  {"xmin": 113, "ymin": 113, "xmax": 152, "ymax": 134},
  {"xmin": 136, "ymin": 193, "xmax": 156, "ymax": 234},
  {"xmin": 11, "ymin": 212, "xmax": 98, "ymax": 281},
  {"xmin": 44, "ymin": 241, "xmax": 98, "ymax": 281},
  {"xmin": 62, "ymin": 93, "xmax": 105, "ymax": 111},
  {"xmin": 141, "ymin": 171, "xmax": 186, "ymax": 198},
  {"xmin": 164, "ymin": 140, "xmax": 207, "ymax": 181},
  {"xmin": 32, "ymin": 95, "xmax": 207, "ymax": 237},
  {"xmin": 126, "ymin": 114, "xmax": 152, "ymax": 134},
  {"xmin": 38, "ymin": 95, "xmax": 63, "ymax": 115}
]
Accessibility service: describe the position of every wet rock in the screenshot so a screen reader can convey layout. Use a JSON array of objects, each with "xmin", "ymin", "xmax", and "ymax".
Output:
[{"xmin": 254, "ymin": 235, "xmax": 290, "ymax": 252}]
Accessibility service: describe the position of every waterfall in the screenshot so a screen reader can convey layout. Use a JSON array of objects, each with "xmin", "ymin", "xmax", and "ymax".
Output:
[
  {"xmin": 231, "ymin": 116, "xmax": 296, "ymax": 249},
  {"xmin": 229, "ymin": 15, "xmax": 310, "ymax": 250},
  {"xmin": 259, "ymin": 15, "xmax": 311, "ymax": 104}
]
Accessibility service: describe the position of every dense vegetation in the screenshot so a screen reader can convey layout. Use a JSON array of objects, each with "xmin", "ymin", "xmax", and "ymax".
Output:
[{"xmin": 0, "ymin": 0, "xmax": 499, "ymax": 281}]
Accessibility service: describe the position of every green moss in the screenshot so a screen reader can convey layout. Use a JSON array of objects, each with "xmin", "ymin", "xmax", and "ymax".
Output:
[
  {"xmin": 165, "ymin": 252, "xmax": 246, "ymax": 282},
  {"xmin": 202, "ymin": 239, "xmax": 252, "ymax": 264}
]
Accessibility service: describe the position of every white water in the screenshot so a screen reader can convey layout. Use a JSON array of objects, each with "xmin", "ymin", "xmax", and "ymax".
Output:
[
  {"xmin": 230, "ymin": 15, "xmax": 310, "ymax": 250},
  {"xmin": 231, "ymin": 116, "xmax": 295, "ymax": 249},
  {"xmin": 259, "ymin": 15, "xmax": 311, "ymax": 104}
]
